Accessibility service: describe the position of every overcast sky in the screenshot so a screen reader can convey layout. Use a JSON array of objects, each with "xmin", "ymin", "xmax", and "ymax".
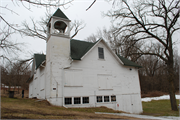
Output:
[
  {"xmin": 1, "ymin": 0, "xmax": 113, "ymax": 60},
  {"xmin": 1, "ymin": 0, "xmax": 179, "ymax": 61}
]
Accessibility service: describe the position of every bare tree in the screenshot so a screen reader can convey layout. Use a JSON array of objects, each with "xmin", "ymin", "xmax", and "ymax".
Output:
[
  {"xmin": 21, "ymin": 12, "xmax": 85, "ymax": 40},
  {"xmin": 0, "ymin": 0, "xmax": 74, "ymax": 63},
  {"xmin": 107, "ymin": 0, "xmax": 180, "ymax": 110},
  {"xmin": 85, "ymin": 28, "xmax": 103, "ymax": 42},
  {"xmin": 0, "ymin": 26, "xmax": 24, "ymax": 62},
  {"xmin": 0, "ymin": 0, "xmax": 73, "ymax": 31},
  {"xmin": 86, "ymin": 27, "xmax": 144, "ymax": 62},
  {"xmin": 104, "ymin": 28, "xmax": 145, "ymax": 61},
  {"xmin": 70, "ymin": 20, "xmax": 86, "ymax": 39},
  {"xmin": 86, "ymin": 34, "xmax": 98, "ymax": 42},
  {"xmin": 1, "ymin": 61, "xmax": 31, "ymax": 93}
]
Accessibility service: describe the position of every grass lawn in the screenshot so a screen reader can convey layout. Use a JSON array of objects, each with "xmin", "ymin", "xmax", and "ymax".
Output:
[
  {"xmin": 142, "ymin": 100, "xmax": 179, "ymax": 116},
  {"xmin": 1, "ymin": 96, "xmax": 135, "ymax": 119},
  {"xmin": 1, "ymin": 96, "xmax": 179, "ymax": 119}
]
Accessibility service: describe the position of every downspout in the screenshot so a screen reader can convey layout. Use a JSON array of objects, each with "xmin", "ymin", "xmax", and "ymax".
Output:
[
  {"xmin": 62, "ymin": 58, "xmax": 73, "ymax": 108},
  {"xmin": 94, "ymin": 91, "xmax": 96, "ymax": 107}
]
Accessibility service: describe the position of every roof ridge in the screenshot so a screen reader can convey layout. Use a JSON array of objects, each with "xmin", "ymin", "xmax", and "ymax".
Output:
[
  {"xmin": 34, "ymin": 53, "xmax": 45, "ymax": 55},
  {"xmin": 70, "ymin": 39, "xmax": 95, "ymax": 44}
]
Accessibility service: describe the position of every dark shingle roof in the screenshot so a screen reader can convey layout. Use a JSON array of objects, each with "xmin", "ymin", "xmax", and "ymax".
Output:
[
  {"xmin": 27, "ymin": 54, "xmax": 45, "ymax": 83},
  {"xmin": 53, "ymin": 8, "xmax": 69, "ymax": 20},
  {"xmin": 34, "ymin": 54, "xmax": 46, "ymax": 69},
  {"xmin": 70, "ymin": 39, "xmax": 96, "ymax": 60},
  {"xmin": 70, "ymin": 39, "xmax": 141, "ymax": 68},
  {"xmin": 33, "ymin": 39, "xmax": 141, "ymax": 68},
  {"xmin": 117, "ymin": 55, "xmax": 142, "ymax": 68}
]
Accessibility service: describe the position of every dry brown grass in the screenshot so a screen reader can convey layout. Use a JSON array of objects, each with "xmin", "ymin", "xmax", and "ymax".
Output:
[{"xmin": 1, "ymin": 96, "xmax": 141, "ymax": 119}]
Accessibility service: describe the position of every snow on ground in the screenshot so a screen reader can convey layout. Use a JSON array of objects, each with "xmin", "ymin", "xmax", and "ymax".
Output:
[{"xmin": 141, "ymin": 95, "xmax": 180, "ymax": 102}]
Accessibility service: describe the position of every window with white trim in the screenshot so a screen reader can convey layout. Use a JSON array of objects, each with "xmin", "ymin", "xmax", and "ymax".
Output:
[
  {"xmin": 65, "ymin": 98, "xmax": 72, "ymax": 105},
  {"xmin": 83, "ymin": 97, "xmax": 89, "ymax": 104},
  {"xmin": 97, "ymin": 96, "xmax": 102, "ymax": 102},
  {"xmin": 104, "ymin": 96, "xmax": 109, "ymax": 102},
  {"xmin": 74, "ymin": 97, "xmax": 81, "ymax": 104},
  {"xmin": 111, "ymin": 95, "xmax": 116, "ymax": 102}
]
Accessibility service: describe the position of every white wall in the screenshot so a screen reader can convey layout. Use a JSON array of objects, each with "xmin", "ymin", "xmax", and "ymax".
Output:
[
  {"xmin": 29, "ymin": 63, "xmax": 46, "ymax": 99},
  {"xmin": 29, "ymin": 40, "xmax": 142, "ymax": 114},
  {"xmin": 61, "ymin": 41, "xmax": 142, "ymax": 113},
  {"xmin": 45, "ymin": 35, "xmax": 71, "ymax": 105}
]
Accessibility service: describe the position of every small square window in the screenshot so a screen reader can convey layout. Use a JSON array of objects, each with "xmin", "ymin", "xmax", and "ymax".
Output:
[
  {"xmin": 98, "ymin": 47, "xmax": 104, "ymax": 59},
  {"xmin": 83, "ymin": 97, "xmax": 89, "ymax": 104},
  {"xmin": 74, "ymin": 97, "xmax": 81, "ymax": 104},
  {"xmin": 104, "ymin": 96, "xmax": 109, "ymax": 102},
  {"xmin": 97, "ymin": 96, "xmax": 102, "ymax": 102},
  {"xmin": 111, "ymin": 95, "xmax": 116, "ymax": 102},
  {"xmin": 65, "ymin": 97, "xmax": 72, "ymax": 105}
]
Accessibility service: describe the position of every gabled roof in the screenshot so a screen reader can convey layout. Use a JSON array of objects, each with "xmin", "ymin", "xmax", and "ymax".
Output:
[
  {"xmin": 33, "ymin": 39, "xmax": 141, "ymax": 68},
  {"xmin": 70, "ymin": 39, "xmax": 97, "ymax": 60},
  {"xmin": 71, "ymin": 39, "xmax": 142, "ymax": 68},
  {"xmin": 52, "ymin": 8, "xmax": 69, "ymax": 20},
  {"xmin": 34, "ymin": 54, "xmax": 46, "ymax": 69},
  {"xmin": 117, "ymin": 55, "xmax": 142, "ymax": 68},
  {"xmin": 26, "ymin": 54, "xmax": 45, "ymax": 83}
]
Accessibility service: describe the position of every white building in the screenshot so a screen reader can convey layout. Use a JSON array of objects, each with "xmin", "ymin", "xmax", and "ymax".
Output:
[{"xmin": 27, "ymin": 9, "xmax": 143, "ymax": 114}]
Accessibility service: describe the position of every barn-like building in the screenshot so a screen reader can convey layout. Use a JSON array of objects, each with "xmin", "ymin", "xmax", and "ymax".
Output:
[{"xmin": 27, "ymin": 9, "xmax": 143, "ymax": 114}]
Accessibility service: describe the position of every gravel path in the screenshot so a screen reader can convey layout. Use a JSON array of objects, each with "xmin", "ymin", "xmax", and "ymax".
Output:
[{"xmin": 95, "ymin": 112, "xmax": 180, "ymax": 120}]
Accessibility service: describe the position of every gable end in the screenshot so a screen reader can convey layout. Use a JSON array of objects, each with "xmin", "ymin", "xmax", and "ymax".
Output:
[{"xmin": 71, "ymin": 38, "xmax": 142, "ymax": 68}]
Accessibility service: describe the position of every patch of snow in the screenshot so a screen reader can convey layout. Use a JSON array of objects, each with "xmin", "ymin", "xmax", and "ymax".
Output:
[
  {"xmin": 161, "ymin": 116, "xmax": 180, "ymax": 120},
  {"xmin": 95, "ymin": 112, "xmax": 179, "ymax": 120},
  {"xmin": 141, "ymin": 95, "xmax": 180, "ymax": 102}
]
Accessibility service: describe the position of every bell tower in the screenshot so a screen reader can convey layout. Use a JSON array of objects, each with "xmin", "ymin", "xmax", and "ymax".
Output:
[
  {"xmin": 45, "ymin": 8, "xmax": 71, "ymax": 101},
  {"xmin": 46, "ymin": 8, "xmax": 71, "ymax": 62},
  {"xmin": 47, "ymin": 8, "xmax": 71, "ymax": 39}
]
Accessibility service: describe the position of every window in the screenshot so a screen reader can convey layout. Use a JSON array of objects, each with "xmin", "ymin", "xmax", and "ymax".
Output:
[
  {"xmin": 83, "ymin": 97, "xmax": 89, "ymax": 104},
  {"xmin": 111, "ymin": 95, "xmax": 116, "ymax": 102},
  {"xmin": 74, "ymin": 97, "xmax": 81, "ymax": 104},
  {"xmin": 65, "ymin": 98, "xmax": 72, "ymax": 105},
  {"xmin": 104, "ymin": 96, "xmax": 109, "ymax": 102},
  {"xmin": 98, "ymin": 47, "xmax": 104, "ymax": 59},
  {"xmin": 97, "ymin": 96, "xmax": 102, "ymax": 102}
]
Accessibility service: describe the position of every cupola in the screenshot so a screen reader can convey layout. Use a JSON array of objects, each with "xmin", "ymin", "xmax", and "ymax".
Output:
[{"xmin": 47, "ymin": 8, "xmax": 71, "ymax": 40}]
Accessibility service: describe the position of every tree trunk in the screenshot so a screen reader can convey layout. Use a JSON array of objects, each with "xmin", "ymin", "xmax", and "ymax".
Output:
[{"xmin": 167, "ymin": 63, "xmax": 178, "ymax": 111}]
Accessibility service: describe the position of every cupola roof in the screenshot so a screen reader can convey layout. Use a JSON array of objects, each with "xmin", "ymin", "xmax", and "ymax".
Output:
[{"xmin": 52, "ymin": 8, "xmax": 69, "ymax": 20}]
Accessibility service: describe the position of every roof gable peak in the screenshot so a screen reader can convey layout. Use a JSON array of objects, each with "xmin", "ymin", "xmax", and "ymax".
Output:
[{"xmin": 52, "ymin": 8, "xmax": 69, "ymax": 20}]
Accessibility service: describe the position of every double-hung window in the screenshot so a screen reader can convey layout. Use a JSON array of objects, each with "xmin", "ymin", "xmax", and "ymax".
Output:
[{"xmin": 98, "ymin": 47, "xmax": 104, "ymax": 59}]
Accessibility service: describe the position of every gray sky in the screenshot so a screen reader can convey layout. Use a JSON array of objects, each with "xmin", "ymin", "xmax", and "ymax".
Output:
[
  {"xmin": 1, "ymin": 0, "xmax": 179, "ymax": 61},
  {"xmin": 1, "ymin": 0, "xmax": 112, "ymax": 60}
]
